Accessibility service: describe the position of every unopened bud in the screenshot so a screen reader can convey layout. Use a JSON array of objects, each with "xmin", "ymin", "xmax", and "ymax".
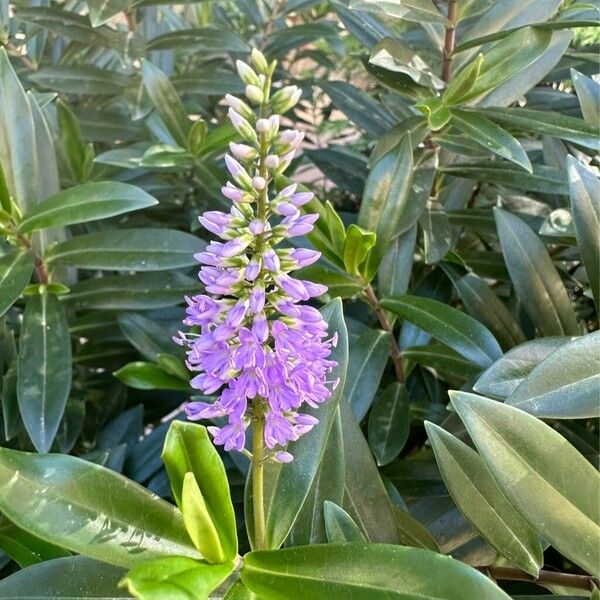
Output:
[
  {"xmin": 225, "ymin": 94, "xmax": 254, "ymax": 120},
  {"xmin": 252, "ymin": 176, "xmax": 266, "ymax": 190},
  {"xmin": 245, "ymin": 84, "xmax": 264, "ymax": 104},
  {"xmin": 229, "ymin": 142, "xmax": 257, "ymax": 161},
  {"xmin": 256, "ymin": 118, "xmax": 270, "ymax": 133},
  {"xmin": 251, "ymin": 48, "xmax": 270, "ymax": 74},
  {"xmin": 264, "ymin": 155, "xmax": 280, "ymax": 169},
  {"xmin": 271, "ymin": 85, "xmax": 302, "ymax": 114},
  {"xmin": 236, "ymin": 60, "xmax": 261, "ymax": 87},
  {"xmin": 228, "ymin": 108, "xmax": 258, "ymax": 144}
]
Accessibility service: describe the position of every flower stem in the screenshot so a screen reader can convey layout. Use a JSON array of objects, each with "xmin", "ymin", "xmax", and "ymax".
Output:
[
  {"xmin": 441, "ymin": 0, "xmax": 458, "ymax": 82},
  {"xmin": 252, "ymin": 402, "xmax": 267, "ymax": 550}
]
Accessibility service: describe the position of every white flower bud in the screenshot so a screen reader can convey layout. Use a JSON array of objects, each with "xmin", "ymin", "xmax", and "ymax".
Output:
[
  {"xmin": 228, "ymin": 108, "xmax": 258, "ymax": 144},
  {"xmin": 236, "ymin": 60, "xmax": 261, "ymax": 87},
  {"xmin": 264, "ymin": 155, "xmax": 280, "ymax": 169},
  {"xmin": 251, "ymin": 48, "xmax": 270, "ymax": 74},
  {"xmin": 225, "ymin": 94, "xmax": 254, "ymax": 120},
  {"xmin": 256, "ymin": 118, "xmax": 270, "ymax": 133},
  {"xmin": 245, "ymin": 84, "xmax": 264, "ymax": 104},
  {"xmin": 229, "ymin": 142, "xmax": 257, "ymax": 161},
  {"xmin": 252, "ymin": 176, "xmax": 266, "ymax": 190},
  {"xmin": 271, "ymin": 85, "xmax": 302, "ymax": 114}
]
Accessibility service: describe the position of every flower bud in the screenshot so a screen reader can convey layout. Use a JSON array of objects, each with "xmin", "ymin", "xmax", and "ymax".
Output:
[
  {"xmin": 270, "ymin": 85, "xmax": 302, "ymax": 114},
  {"xmin": 251, "ymin": 48, "xmax": 270, "ymax": 74},
  {"xmin": 236, "ymin": 60, "xmax": 261, "ymax": 87},
  {"xmin": 255, "ymin": 118, "xmax": 270, "ymax": 133},
  {"xmin": 252, "ymin": 176, "xmax": 266, "ymax": 190},
  {"xmin": 229, "ymin": 142, "xmax": 257, "ymax": 161},
  {"xmin": 245, "ymin": 84, "xmax": 264, "ymax": 105},
  {"xmin": 264, "ymin": 155, "xmax": 280, "ymax": 170},
  {"xmin": 228, "ymin": 108, "xmax": 258, "ymax": 144},
  {"xmin": 225, "ymin": 155, "xmax": 253, "ymax": 189},
  {"xmin": 224, "ymin": 94, "xmax": 254, "ymax": 121}
]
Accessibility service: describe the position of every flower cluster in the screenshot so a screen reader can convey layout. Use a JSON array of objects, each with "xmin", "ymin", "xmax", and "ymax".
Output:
[{"xmin": 176, "ymin": 49, "xmax": 338, "ymax": 461}]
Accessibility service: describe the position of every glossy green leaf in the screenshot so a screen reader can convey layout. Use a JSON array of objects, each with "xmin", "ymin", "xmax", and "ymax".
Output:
[
  {"xmin": 57, "ymin": 100, "xmax": 93, "ymax": 184},
  {"xmin": 120, "ymin": 556, "xmax": 234, "ymax": 600},
  {"xmin": 162, "ymin": 422, "xmax": 237, "ymax": 562},
  {"xmin": 443, "ymin": 267, "xmax": 526, "ymax": 350},
  {"xmin": 46, "ymin": 229, "xmax": 201, "ymax": 271},
  {"xmin": 568, "ymin": 156, "xmax": 600, "ymax": 308},
  {"xmin": 87, "ymin": 0, "xmax": 133, "ymax": 27},
  {"xmin": 0, "ymin": 250, "xmax": 33, "ymax": 316},
  {"xmin": 147, "ymin": 28, "xmax": 248, "ymax": 52},
  {"xmin": 347, "ymin": 329, "xmax": 391, "ymax": 420},
  {"xmin": 17, "ymin": 293, "xmax": 72, "ymax": 453},
  {"xmin": 358, "ymin": 134, "xmax": 413, "ymax": 276},
  {"xmin": 349, "ymin": 0, "xmax": 449, "ymax": 25},
  {"xmin": 142, "ymin": 61, "xmax": 191, "ymax": 148},
  {"xmin": 571, "ymin": 68, "xmax": 600, "ymax": 127},
  {"xmin": 64, "ymin": 272, "xmax": 199, "ymax": 310},
  {"xmin": 0, "ymin": 555, "xmax": 128, "ymax": 598},
  {"xmin": 381, "ymin": 295, "xmax": 502, "ymax": 368},
  {"xmin": 323, "ymin": 501, "xmax": 366, "ymax": 543},
  {"xmin": 342, "ymin": 224, "xmax": 376, "ymax": 277},
  {"xmin": 18, "ymin": 182, "xmax": 157, "ymax": 234},
  {"xmin": 368, "ymin": 383, "xmax": 410, "ymax": 466},
  {"xmin": 474, "ymin": 337, "xmax": 574, "ymax": 399},
  {"xmin": 494, "ymin": 208, "xmax": 580, "ymax": 336},
  {"xmin": 443, "ymin": 53, "xmax": 483, "ymax": 104},
  {"xmin": 450, "ymin": 109, "xmax": 531, "ymax": 172},
  {"xmin": 506, "ymin": 332, "xmax": 600, "ymax": 418},
  {"xmin": 0, "ymin": 447, "xmax": 199, "ymax": 567},
  {"xmin": 425, "ymin": 422, "xmax": 543, "ymax": 576},
  {"xmin": 242, "ymin": 543, "xmax": 511, "ymax": 599},
  {"xmin": 392, "ymin": 506, "xmax": 439, "ymax": 551},
  {"xmin": 451, "ymin": 391, "xmax": 600, "ymax": 576},
  {"xmin": 264, "ymin": 299, "xmax": 348, "ymax": 549},
  {"xmin": 114, "ymin": 362, "xmax": 189, "ymax": 391},
  {"xmin": 402, "ymin": 343, "xmax": 481, "ymax": 382},
  {"xmin": 29, "ymin": 66, "xmax": 130, "ymax": 95}
]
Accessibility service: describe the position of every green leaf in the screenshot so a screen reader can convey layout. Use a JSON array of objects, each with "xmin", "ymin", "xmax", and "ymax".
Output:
[
  {"xmin": 46, "ymin": 229, "xmax": 201, "ymax": 271},
  {"xmin": 342, "ymin": 224, "xmax": 376, "ymax": 277},
  {"xmin": 87, "ymin": 0, "xmax": 133, "ymax": 27},
  {"xmin": 392, "ymin": 507, "xmax": 439, "ymax": 551},
  {"xmin": 425, "ymin": 422, "xmax": 543, "ymax": 576},
  {"xmin": 0, "ymin": 555, "xmax": 128, "ymax": 598},
  {"xmin": 0, "ymin": 447, "xmax": 199, "ymax": 567},
  {"xmin": 349, "ymin": 0, "xmax": 449, "ymax": 25},
  {"xmin": 475, "ymin": 107, "xmax": 600, "ymax": 151},
  {"xmin": 120, "ymin": 556, "xmax": 234, "ymax": 600},
  {"xmin": 416, "ymin": 97, "xmax": 451, "ymax": 132},
  {"xmin": 494, "ymin": 208, "xmax": 580, "ymax": 336},
  {"xmin": 142, "ymin": 60, "xmax": 191, "ymax": 148},
  {"xmin": 571, "ymin": 68, "xmax": 600, "ymax": 127},
  {"xmin": 29, "ymin": 66, "xmax": 130, "ymax": 95},
  {"xmin": 57, "ymin": 100, "xmax": 93, "ymax": 184},
  {"xmin": 323, "ymin": 501, "xmax": 366, "ymax": 543},
  {"xmin": 114, "ymin": 362, "xmax": 189, "ymax": 391},
  {"xmin": 451, "ymin": 391, "xmax": 600, "ymax": 576},
  {"xmin": 506, "ymin": 332, "xmax": 600, "ymax": 419},
  {"xmin": 442, "ymin": 267, "xmax": 526, "ymax": 350},
  {"xmin": 181, "ymin": 473, "xmax": 226, "ymax": 564},
  {"xmin": 242, "ymin": 543, "xmax": 511, "ymax": 599},
  {"xmin": 147, "ymin": 28, "xmax": 248, "ymax": 52},
  {"xmin": 162, "ymin": 422, "xmax": 237, "ymax": 562},
  {"xmin": 567, "ymin": 156, "xmax": 600, "ymax": 308},
  {"xmin": 18, "ymin": 182, "xmax": 157, "ymax": 234},
  {"xmin": 449, "ymin": 109, "xmax": 531, "ymax": 172},
  {"xmin": 63, "ymin": 272, "xmax": 199, "ymax": 310},
  {"xmin": 347, "ymin": 329, "xmax": 391, "ymax": 420},
  {"xmin": 402, "ymin": 343, "xmax": 482, "ymax": 382},
  {"xmin": 474, "ymin": 337, "xmax": 574, "ymax": 399},
  {"xmin": 17, "ymin": 293, "xmax": 72, "ymax": 453},
  {"xmin": 368, "ymin": 383, "xmax": 410, "ymax": 466},
  {"xmin": 264, "ymin": 299, "xmax": 349, "ymax": 549},
  {"xmin": 0, "ymin": 250, "xmax": 33, "ymax": 316},
  {"xmin": 117, "ymin": 312, "xmax": 179, "ymax": 361},
  {"xmin": 450, "ymin": 27, "xmax": 552, "ymax": 103},
  {"xmin": 358, "ymin": 134, "xmax": 413, "ymax": 276},
  {"xmin": 443, "ymin": 53, "xmax": 484, "ymax": 104},
  {"xmin": 381, "ymin": 295, "xmax": 502, "ymax": 368}
]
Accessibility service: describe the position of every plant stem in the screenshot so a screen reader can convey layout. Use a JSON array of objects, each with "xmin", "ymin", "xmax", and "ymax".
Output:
[
  {"xmin": 252, "ymin": 402, "xmax": 267, "ymax": 550},
  {"xmin": 483, "ymin": 566, "xmax": 599, "ymax": 592},
  {"xmin": 364, "ymin": 284, "xmax": 405, "ymax": 383},
  {"xmin": 442, "ymin": 0, "xmax": 458, "ymax": 82}
]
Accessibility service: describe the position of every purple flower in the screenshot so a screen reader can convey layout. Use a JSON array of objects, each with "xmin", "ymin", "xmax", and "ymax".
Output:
[{"xmin": 176, "ymin": 58, "xmax": 337, "ymax": 461}]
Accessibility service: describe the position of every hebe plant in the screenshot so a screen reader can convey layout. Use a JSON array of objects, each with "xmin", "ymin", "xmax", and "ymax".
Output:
[{"xmin": 0, "ymin": 1, "xmax": 598, "ymax": 598}]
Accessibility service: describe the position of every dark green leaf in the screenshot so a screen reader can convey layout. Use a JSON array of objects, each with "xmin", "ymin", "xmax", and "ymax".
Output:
[
  {"xmin": 381, "ymin": 295, "xmax": 502, "ymax": 368},
  {"xmin": 494, "ymin": 208, "xmax": 580, "ymax": 336},
  {"xmin": 17, "ymin": 293, "xmax": 71, "ymax": 453},
  {"xmin": 87, "ymin": 0, "xmax": 133, "ymax": 27},
  {"xmin": 349, "ymin": 0, "xmax": 449, "ymax": 24},
  {"xmin": 46, "ymin": 229, "xmax": 201, "ymax": 271},
  {"xmin": 0, "ymin": 447, "xmax": 199, "ymax": 567},
  {"xmin": 114, "ymin": 362, "xmax": 189, "ymax": 391},
  {"xmin": 323, "ymin": 501, "xmax": 366, "ymax": 543},
  {"xmin": 425, "ymin": 422, "xmax": 543, "ymax": 576},
  {"xmin": 571, "ymin": 68, "xmax": 600, "ymax": 127},
  {"xmin": 242, "ymin": 543, "xmax": 511, "ymax": 599},
  {"xmin": 402, "ymin": 343, "xmax": 482, "ymax": 382},
  {"xmin": 0, "ymin": 250, "xmax": 33, "ymax": 316},
  {"xmin": 29, "ymin": 66, "xmax": 130, "ymax": 95},
  {"xmin": 147, "ymin": 28, "xmax": 248, "ymax": 52},
  {"xmin": 452, "ymin": 391, "xmax": 600, "ymax": 576}
]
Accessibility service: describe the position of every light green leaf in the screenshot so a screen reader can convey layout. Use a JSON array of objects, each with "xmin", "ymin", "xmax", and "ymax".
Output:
[
  {"xmin": 0, "ymin": 250, "xmax": 33, "ymax": 316},
  {"xmin": 451, "ymin": 391, "xmax": 600, "ymax": 576},
  {"xmin": 18, "ymin": 182, "xmax": 157, "ymax": 234},
  {"xmin": 0, "ymin": 447, "xmax": 199, "ymax": 567},
  {"xmin": 46, "ymin": 229, "xmax": 201, "ymax": 271},
  {"xmin": 567, "ymin": 156, "xmax": 600, "ymax": 308},
  {"xmin": 29, "ymin": 66, "xmax": 130, "ymax": 95},
  {"xmin": 87, "ymin": 0, "xmax": 133, "ymax": 27},
  {"xmin": 368, "ymin": 383, "xmax": 410, "ymax": 466},
  {"xmin": 571, "ymin": 68, "xmax": 600, "ymax": 127},
  {"xmin": 494, "ymin": 208, "xmax": 580, "ymax": 336},
  {"xmin": 425, "ymin": 422, "xmax": 543, "ymax": 576},
  {"xmin": 349, "ymin": 0, "xmax": 449, "ymax": 24},
  {"xmin": 506, "ymin": 332, "xmax": 600, "ymax": 418},
  {"xmin": 323, "ymin": 501, "xmax": 366, "ymax": 543},
  {"xmin": 17, "ymin": 293, "xmax": 71, "ymax": 453},
  {"xmin": 381, "ymin": 294, "xmax": 502, "ymax": 368},
  {"xmin": 114, "ymin": 362, "xmax": 189, "ymax": 391},
  {"xmin": 342, "ymin": 224, "xmax": 376, "ymax": 277},
  {"xmin": 242, "ymin": 543, "xmax": 511, "ymax": 599}
]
